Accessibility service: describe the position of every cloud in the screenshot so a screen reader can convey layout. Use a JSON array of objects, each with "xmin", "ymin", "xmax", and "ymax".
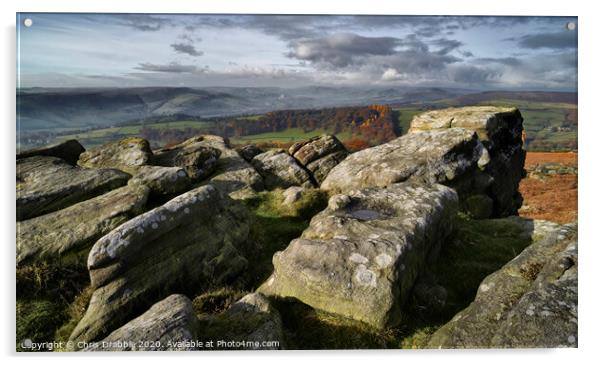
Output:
[
  {"xmin": 475, "ymin": 57, "xmax": 522, "ymax": 66},
  {"xmin": 430, "ymin": 38, "xmax": 463, "ymax": 55},
  {"xmin": 134, "ymin": 62, "xmax": 205, "ymax": 73},
  {"xmin": 448, "ymin": 65, "xmax": 503, "ymax": 84},
  {"xmin": 170, "ymin": 43, "xmax": 203, "ymax": 57},
  {"xmin": 286, "ymin": 33, "xmax": 401, "ymax": 68},
  {"xmin": 115, "ymin": 14, "xmax": 172, "ymax": 32},
  {"xmin": 517, "ymin": 31, "xmax": 577, "ymax": 49}
]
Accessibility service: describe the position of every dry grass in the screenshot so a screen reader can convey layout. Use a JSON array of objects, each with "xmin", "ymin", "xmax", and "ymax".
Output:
[{"xmin": 519, "ymin": 152, "xmax": 578, "ymax": 224}]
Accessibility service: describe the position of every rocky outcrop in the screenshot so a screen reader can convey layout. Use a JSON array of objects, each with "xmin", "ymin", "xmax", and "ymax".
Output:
[
  {"xmin": 17, "ymin": 185, "xmax": 149, "ymax": 265},
  {"xmin": 192, "ymin": 135, "xmax": 264, "ymax": 199},
  {"xmin": 85, "ymin": 295, "xmax": 200, "ymax": 351},
  {"xmin": 236, "ymin": 144, "xmax": 264, "ymax": 162},
  {"xmin": 78, "ymin": 137, "xmax": 153, "ymax": 173},
  {"xmin": 69, "ymin": 184, "xmax": 251, "ymax": 343},
  {"xmin": 198, "ymin": 293, "xmax": 284, "ymax": 350},
  {"xmin": 127, "ymin": 166, "xmax": 191, "ymax": 197},
  {"xmin": 17, "ymin": 156, "xmax": 130, "ymax": 221},
  {"xmin": 259, "ymin": 182, "xmax": 459, "ymax": 328},
  {"xmin": 251, "ymin": 150, "xmax": 314, "ymax": 189},
  {"xmin": 17, "ymin": 139, "xmax": 85, "ymax": 165},
  {"xmin": 289, "ymin": 135, "xmax": 348, "ymax": 184},
  {"xmin": 152, "ymin": 137, "xmax": 221, "ymax": 181},
  {"xmin": 321, "ymin": 128, "xmax": 486, "ymax": 199},
  {"xmin": 409, "ymin": 106, "xmax": 526, "ymax": 216},
  {"xmin": 428, "ymin": 218, "xmax": 577, "ymax": 348}
]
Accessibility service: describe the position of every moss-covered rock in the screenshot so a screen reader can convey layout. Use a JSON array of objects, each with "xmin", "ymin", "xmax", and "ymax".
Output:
[
  {"xmin": 17, "ymin": 185, "xmax": 150, "ymax": 265},
  {"xmin": 198, "ymin": 293, "xmax": 284, "ymax": 350},
  {"xmin": 251, "ymin": 149, "xmax": 314, "ymax": 189},
  {"xmin": 78, "ymin": 137, "xmax": 153, "ymax": 173},
  {"xmin": 152, "ymin": 137, "xmax": 221, "ymax": 181},
  {"xmin": 127, "ymin": 165, "xmax": 191, "ymax": 197},
  {"xmin": 69, "ymin": 184, "xmax": 251, "ymax": 343},
  {"xmin": 427, "ymin": 218, "xmax": 577, "ymax": 348},
  {"xmin": 259, "ymin": 182, "xmax": 459, "ymax": 329},
  {"xmin": 84, "ymin": 294, "xmax": 200, "ymax": 351},
  {"xmin": 289, "ymin": 135, "xmax": 349, "ymax": 184},
  {"xmin": 17, "ymin": 156, "xmax": 130, "ymax": 221}
]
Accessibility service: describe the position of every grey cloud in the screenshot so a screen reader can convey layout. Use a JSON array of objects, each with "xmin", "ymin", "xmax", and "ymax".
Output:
[
  {"xmin": 171, "ymin": 43, "xmax": 203, "ymax": 57},
  {"xmin": 134, "ymin": 62, "xmax": 205, "ymax": 73},
  {"xmin": 287, "ymin": 33, "xmax": 401, "ymax": 68},
  {"xmin": 517, "ymin": 31, "xmax": 577, "ymax": 49},
  {"xmin": 115, "ymin": 14, "xmax": 172, "ymax": 31},
  {"xmin": 448, "ymin": 65, "xmax": 503, "ymax": 84},
  {"xmin": 476, "ymin": 57, "xmax": 523, "ymax": 66},
  {"xmin": 431, "ymin": 38, "xmax": 463, "ymax": 55}
]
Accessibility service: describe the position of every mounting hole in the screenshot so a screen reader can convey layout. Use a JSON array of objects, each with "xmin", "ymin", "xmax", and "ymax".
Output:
[
  {"xmin": 566, "ymin": 22, "xmax": 576, "ymax": 31},
  {"xmin": 23, "ymin": 18, "xmax": 33, "ymax": 27}
]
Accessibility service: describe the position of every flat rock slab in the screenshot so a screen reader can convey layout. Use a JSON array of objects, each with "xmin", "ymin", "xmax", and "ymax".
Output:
[
  {"xmin": 260, "ymin": 182, "xmax": 459, "ymax": 328},
  {"xmin": 321, "ymin": 128, "xmax": 485, "ymax": 194},
  {"xmin": 17, "ymin": 185, "xmax": 149, "ymax": 265},
  {"xmin": 17, "ymin": 156, "xmax": 131, "ymax": 221},
  {"xmin": 251, "ymin": 149, "xmax": 314, "ymax": 189},
  {"xmin": 84, "ymin": 294, "xmax": 200, "ymax": 351},
  {"xmin": 128, "ymin": 165, "xmax": 191, "ymax": 197},
  {"xmin": 194, "ymin": 135, "xmax": 264, "ymax": 199},
  {"xmin": 70, "ymin": 184, "xmax": 251, "ymax": 343},
  {"xmin": 428, "ymin": 218, "xmax": 577, "ymax": 348},
  {"xmin": 152, "ymin": 136, "xmax": 221, "ymax": 181},
  {"xmin": 17, "ymin": 139, "xmax": 85, "ymax": 165},
  {"xmin": 78, "ymin": 137, "xmax": 153, "ymax": 173},
  {"xmin": 198, "ymin": 293, "xmax": 284, "ymax": 350}
]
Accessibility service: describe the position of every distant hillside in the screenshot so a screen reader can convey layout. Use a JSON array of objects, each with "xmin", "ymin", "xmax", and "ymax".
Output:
[
  {"xmin": 17, "ymin": 86, "xmax": 466, "ymax": 132},
  {"xmin": 430, "ymin": 90, "xmax": 577, "ymax": 107}
]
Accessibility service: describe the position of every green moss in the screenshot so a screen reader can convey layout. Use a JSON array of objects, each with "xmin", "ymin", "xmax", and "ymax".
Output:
[
  {"xmin": 16, "ymin": 300, "xmax": 66, "ymax": 351},
  {"xmin": 54, "ymin": 287, "xmax": 93, "ymax": 345}
]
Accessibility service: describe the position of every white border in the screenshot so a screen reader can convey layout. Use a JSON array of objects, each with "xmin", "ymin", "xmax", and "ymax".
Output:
[{"xmin": 2, "ymin": 1, "xmax": 600, "ymax": 365}]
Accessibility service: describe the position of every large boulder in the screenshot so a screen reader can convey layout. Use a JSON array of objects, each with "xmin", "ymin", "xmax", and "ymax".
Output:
[
  {"xmin": 321, "ymin": 128, "xmax": 486, "ymax": 198},
  {"xmin": 17, "ymin": 139, "xmax": 85, "ymax": 165},
  {"xmin": 259, "ymin": 182, "xmax": 459, "ymax": 328},
  {"xmin": 152, "ymin": 137, "xmax": 221, "ymax": 181},
  {"xmin": 69, "ymin": 184, "xmax": 251, "ymax": 343},
  {"xmin": 409, "ymin": 106, "xmax": 526, "ymax": 216},
  {"xmin": 17, "ymin": 185, "xmax": 149, "ymax": 265},
  {"xmin": 198, "ymin": 293, "xmax": 284, "ymax": 350},
  {"xmin": 251, "ymin": 149, "xmax": 314, "ymax": 189},
  {"xmin": 84, "ymin": 295, "xmax": 200, "ymax": 351},
  {"xmin": 78, "ymin": 137, "xmax": 153, "ymax": 173},
  {"xmin": 289, "ymin": 135, "xmax": 348, "ymax": 184},
  {"xmin": 17, "ymin": 156, "xmax": 130, "ymax": 221},
  {"xmin": 191, "ymin": 135, "xmax": 264, "ymax": 199},
  {"xmin": 236, "ymin": 144, "xmax": 264, "ymax": 162},
  {"xmin": 127, "ymin": 166, "xmax": 191, "ymax": 197},
  {"xmin": 428, "ymin": 219, "xmax": 577, "ymax": 348}
]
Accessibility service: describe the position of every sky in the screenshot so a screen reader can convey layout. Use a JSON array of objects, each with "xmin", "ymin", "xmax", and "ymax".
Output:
[{"xmin": 16, "ymin": 13, "xmax": 578, "ymax": 90}]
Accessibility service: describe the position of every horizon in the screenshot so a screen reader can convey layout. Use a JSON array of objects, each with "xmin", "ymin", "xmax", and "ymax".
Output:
[{"xmin": 17, "ymin": 14, "xmax": 577, "ymax": 91}]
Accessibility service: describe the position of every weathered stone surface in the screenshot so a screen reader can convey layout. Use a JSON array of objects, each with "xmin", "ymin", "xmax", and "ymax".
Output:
[
  {"xmin": 78, "ymin": 137, "xmax": 153, "ymax": 173},
  {"xmin": 193, "ymin": 135, "xmax": 264, "ymax": 199},
  {"xmin": 289, "ymin": 134, "xmax": 347, "ymax": 166},
  {"xmin": 85, "ymin": 294, "xmax": 200, "ymax": 351},
  {"xmin": 70, "ymin": 184, "xmax": 250, "ymax": 343},
  {"xmin": 17, "ymin": 139, "xmax": 85, "ymax": 165},
  {"xmin": 17, "ymin": 185, "xmax": 149, "ymax": 265},
  {"xmin": 321, "ymin": 128, "xmax": 485, "ymax": 195},
  {"xmin": 464, "ymin": 194, "xmax": 494, "ymax": 219},
  {"xmin": 236, "ymin": 144, "xmax": 264, "ymax": 162},
  {"xmin": 198, "ymin": 293, "xmax": 284, "ymax": 350},
  {"xmin": 428, "ymin": 218, "xmax": 577, "ymax": 348},
  {"xmin": 128, "ymin": 166, "xmax": 191, "ymax": 196},
  {"xmin": 152, "ymin": 137, "xmax": 221, "ymax": 180},
  {"xmin": 289, "ymin": 135, "xmax": 349, "ymax": 184},
  {"xmin": 282, "ymin": 186, "xmax": 306, "ymax": 205},
  {"xmin": 306, "ymin": 151, "xmax": 348, "ymax": 185},
  {"xmin": 17, "ymin": 156, "xmax": 130, "ymax": 221},
  {"xmin": 259, "ymin": 182, "xmax": 459, "ymax": 328},
  {"xmin": 409, "ymin": 106, "xmax": 526, "ymax": 216},
  {"xmin": 251, "ymin": 150, "xmax": 314, "ymax": 189}
]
